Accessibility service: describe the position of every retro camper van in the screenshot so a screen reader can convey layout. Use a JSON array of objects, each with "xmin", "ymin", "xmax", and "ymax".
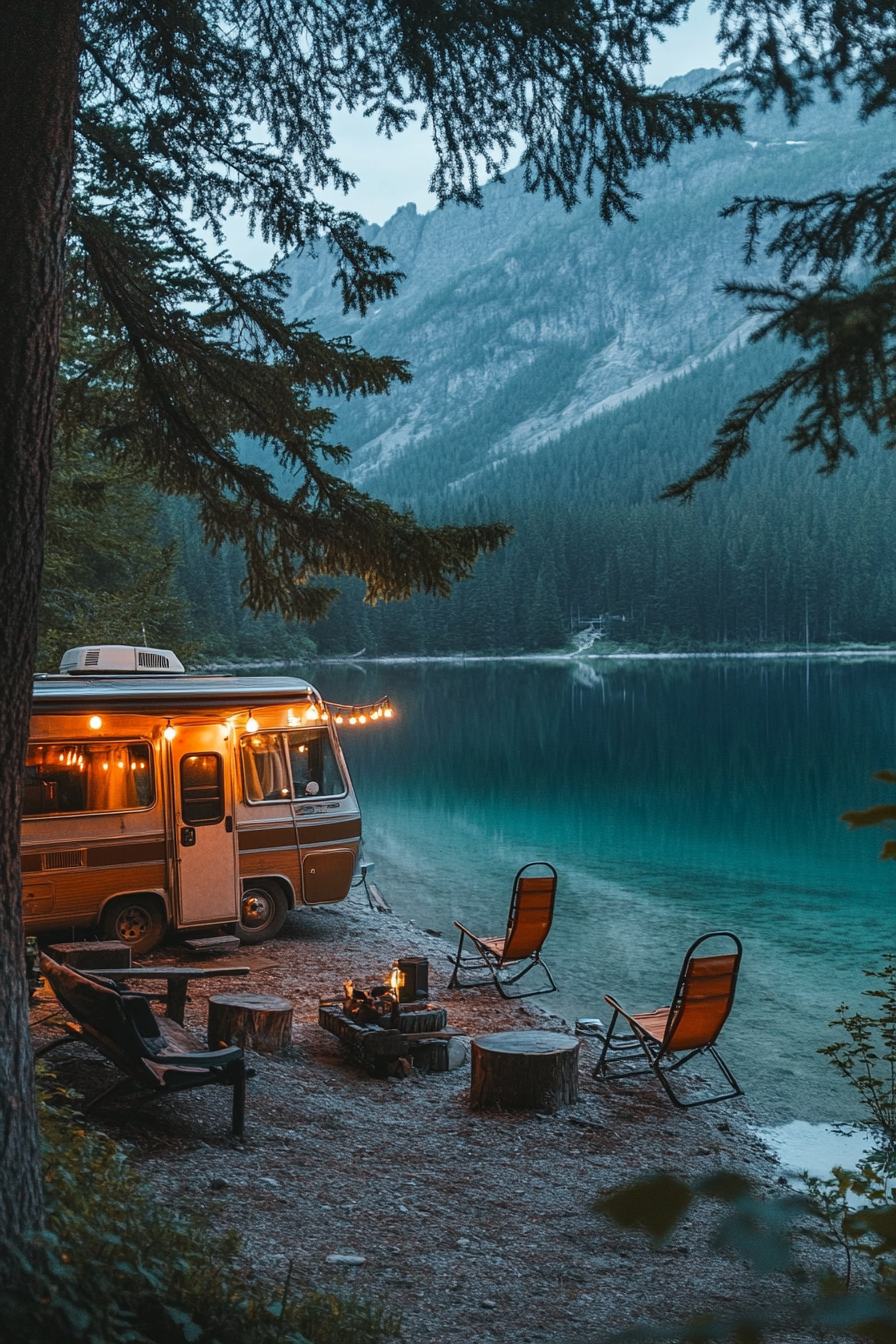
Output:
[{"xmin": 23, "ymin": 645, "xmax": 362, "ymax": 953}]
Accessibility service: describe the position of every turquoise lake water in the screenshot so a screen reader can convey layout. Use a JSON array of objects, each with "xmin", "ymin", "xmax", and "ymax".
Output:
[{"xmin": 313, "ymin": 657, "xmax": 896, "ymax": 1124}]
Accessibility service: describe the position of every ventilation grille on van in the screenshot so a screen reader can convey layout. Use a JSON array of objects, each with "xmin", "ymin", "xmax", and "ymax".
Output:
[
  {"xmin": 42, "ymin": 850, "xmax": 86, "ymax": 871},
  {"xmin": 137, "ymin": 650, "xmax": 170, "ymax": 670},
  {"xmin": 84, "ymin": 649, "xmax": 100, "ymax": 667}
]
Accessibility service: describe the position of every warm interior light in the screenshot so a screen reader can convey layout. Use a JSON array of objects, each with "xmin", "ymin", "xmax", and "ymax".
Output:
[
  {"xmin": 164, "ymin": 724, "xmax": 177, "ymax": 741},
  {"xmin": 89, "ymin": 715, "xmax": 102, "ymax": 730},
  {"xmin": 305, "ymin": 704, "xmax": 320, "ymax": 722},
  {"xmin": 246, "ymin": 715, "xmax": 259, "ymax": 732}
]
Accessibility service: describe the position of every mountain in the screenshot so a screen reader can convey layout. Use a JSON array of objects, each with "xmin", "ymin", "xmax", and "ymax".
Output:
[
  {"xmin": 175, "ymin": 73, "xmax": 896, "ymax": 658},
  {"xmin": 281, "ymin": 70, "xmax": 893, "ymax": 507}
]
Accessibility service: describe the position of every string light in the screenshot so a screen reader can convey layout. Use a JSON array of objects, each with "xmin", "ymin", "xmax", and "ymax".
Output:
[
  {"xmin": 89, "ymin": 715, "xmax": 102, "ymax": 730},
  {"xmin": 320, "ymin": 696, "xmax": 394, "ymax": 726},
  {"xmin": 246, "ymin": 715, "xmax": 259, "ymax": 732},
  {"xmin": 164, "ymin": 721, "xmax": 177, "ymax": 741}
]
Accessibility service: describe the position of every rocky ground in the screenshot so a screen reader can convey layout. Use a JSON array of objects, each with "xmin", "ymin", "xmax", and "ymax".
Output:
[{"xmin": 31, "ymin": 889, "xmax": 834, "ymax": 1343}]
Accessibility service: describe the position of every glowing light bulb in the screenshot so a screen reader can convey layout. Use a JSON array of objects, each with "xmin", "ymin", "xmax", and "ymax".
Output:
[
  {"xmin": 164, "ymin": 724, "xmax": 177, "ymax": 741},
  {"xmin": 335, "ymin": 714, "xmax": 343, "ymax": 724},
  {"xmin": 359, "ymin": 713, "xmax": 367, "ymax": 724},
  {"xmin": 321, "ymin": 711, "xmax": 329, "ymax": 722},
  {"xmin": 349, "ymin": 713, "xmax": 357, "ymax": 725},
  {"xmin": 246, "ymin": 716, "xmax": 259, "ymax": 732},
  {"xmin": 305, "ymin": 704, "xmax": 320, "ymax": 722},
  {"xmin": 89, "ymin": 715, "xmax": 102, "ymax": 730},
  {"xmin": 384, "ymin": 707, "xmax": 393, "ymax": 718}
]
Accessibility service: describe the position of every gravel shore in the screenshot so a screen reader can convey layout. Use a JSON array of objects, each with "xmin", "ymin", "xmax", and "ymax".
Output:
[{"xmin": 32, "ymin": 889, "xmax": 827, "ymax": 1342}]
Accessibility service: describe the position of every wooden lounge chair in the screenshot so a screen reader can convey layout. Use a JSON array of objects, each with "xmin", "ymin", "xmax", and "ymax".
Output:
[
  {"xmin": 587, "ymin": 931, "xmax": 743, "ymax": 1108},
  {"xmin": 36, "ymin": 954, "xmax": 251, "ymax": 1136},
  {"xmin": 447, "ymin": 862, "xmax": 558, "ymax": 998}
]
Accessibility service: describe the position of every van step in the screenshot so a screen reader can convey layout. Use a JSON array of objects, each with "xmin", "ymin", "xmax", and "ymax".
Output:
[{"xmin": 184, "ymin": 935, "xmax": 241, "ymax": 956}]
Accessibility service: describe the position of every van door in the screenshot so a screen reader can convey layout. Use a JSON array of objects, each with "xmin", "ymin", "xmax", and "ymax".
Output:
[{"xmin": 171, "ymin": 728, "xmax": 239, "ymax": 925}]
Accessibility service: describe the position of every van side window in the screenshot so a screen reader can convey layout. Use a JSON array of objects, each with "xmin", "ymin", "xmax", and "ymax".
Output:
[
  {"xmin": 180, "ymin": 753, "xmax": 225, "ymax": 824},
  {"xmin": 287, "ymin": 729, "xmax": 346, "ymax": 799},
  {"xmin": 23, "ymin": 742, "xmax": 154, "ymax": 816},
  {"xmin": 241, "ymin": 734, "xmax": 291, "ymax": 802}
]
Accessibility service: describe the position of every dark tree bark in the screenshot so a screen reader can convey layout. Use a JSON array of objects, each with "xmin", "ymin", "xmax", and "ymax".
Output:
[{"xmin": 0, "ymin": 0, "xmax": 81, "ymax": 1252}]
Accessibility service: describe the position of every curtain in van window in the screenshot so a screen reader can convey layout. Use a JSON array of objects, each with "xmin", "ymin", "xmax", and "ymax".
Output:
[
  {"xmin": 241, "ymin": 734, "xmax": 290, "ymax": 802},
  {"xmin": 87, "ymin": 744, "xmax": 141, "ymax": 811},
  {"xmin": 23, "ymin": 742, "xmax": 153, "ymax": 815}
]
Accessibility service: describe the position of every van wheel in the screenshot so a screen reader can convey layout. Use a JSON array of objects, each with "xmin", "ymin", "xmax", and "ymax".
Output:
[
  {"xmin": 237, "ymin": 881, "xmax": 288, "ymax": 944},
  {"xmin": 101, "ymin": 895, "xmax": 167, "ymax": 955}
]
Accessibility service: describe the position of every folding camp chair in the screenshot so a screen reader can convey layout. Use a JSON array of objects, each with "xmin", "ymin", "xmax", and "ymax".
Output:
[
  {"xmin": 36, "ymin": 954, "xmax": 251, "ymax": 1136},
  {"xmin": 447, "ymin": 862, "xmax": 558, "ymax": 998},
  {"xmin": 586, "ymin": 932, "xmax": 743, "ymax": 1108}
]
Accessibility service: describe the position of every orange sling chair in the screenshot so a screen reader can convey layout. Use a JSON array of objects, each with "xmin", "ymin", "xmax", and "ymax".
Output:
[
  {"xmin": 585, "ymin": 931, "xmax": 743, "ymax": 1107},
  {"xmin": 447, "ymin": 862, "xmax": 558, "ymax": 999}
]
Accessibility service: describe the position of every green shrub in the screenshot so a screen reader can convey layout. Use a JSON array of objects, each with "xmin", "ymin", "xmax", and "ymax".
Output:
[{"xmin": 1, "ymin": 1077, "xmax": 400, "ymax": 1344}]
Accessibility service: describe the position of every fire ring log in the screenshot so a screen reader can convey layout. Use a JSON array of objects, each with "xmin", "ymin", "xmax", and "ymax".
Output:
[
  {"xmin": 470, "ymin": 1031, "xmax": 580, "ymax": 1112},
  {"xmin": 208, "ymin": 993, "xmax": 293, "ymax": 1054}
]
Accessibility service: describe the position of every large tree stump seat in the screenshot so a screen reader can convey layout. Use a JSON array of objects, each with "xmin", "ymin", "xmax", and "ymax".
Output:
[
  {"xmin": 208, "ymin": 993, "xmax": 294, "ymax": 1054},
  {"xmin": 470, "ymin": 1030, "xmax": 580, "ymax": 1111}
]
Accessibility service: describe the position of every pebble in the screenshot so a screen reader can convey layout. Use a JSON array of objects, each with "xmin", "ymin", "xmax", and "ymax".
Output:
[
  {"xmin": 481, "ymin": 1299, "xmax": 497, "ymax": 1310},
  {"xmin": 326, "ymin": 1253, "xmax": 366, "ymax": 1265},
  {"xmin": 209, "ymin": 1178, "xmax": 229, "ymax": 1191}
]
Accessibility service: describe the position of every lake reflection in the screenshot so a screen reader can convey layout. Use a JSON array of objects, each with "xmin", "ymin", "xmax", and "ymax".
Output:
[{"xmin": 315, "ymin": 657, "xmax": 896, "ymax": 1123}]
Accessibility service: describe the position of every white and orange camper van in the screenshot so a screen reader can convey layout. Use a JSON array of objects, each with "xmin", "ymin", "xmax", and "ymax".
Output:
[{"xmin": 23, "ymin": 645, "xmax": 362, "ymax": 953}]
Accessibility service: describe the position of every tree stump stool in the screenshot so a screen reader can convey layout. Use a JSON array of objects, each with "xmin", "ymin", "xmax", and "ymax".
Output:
[
  {"xmin": 470, "ymin": 1031, "xmax": 580, "ymax": 1111},
  {"xmin": 207, "ymin": 993, "xmax": 293, "ymax": 1054}
]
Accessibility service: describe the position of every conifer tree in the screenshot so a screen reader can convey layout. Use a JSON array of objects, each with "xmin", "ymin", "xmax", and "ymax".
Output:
[
  {"xmin": 0, "ymin": 0, "xmax": 741, "ymax": 1252},
  {"xmin": 663, "ymin": 0, "xmax": 896, "ymax": 500}
]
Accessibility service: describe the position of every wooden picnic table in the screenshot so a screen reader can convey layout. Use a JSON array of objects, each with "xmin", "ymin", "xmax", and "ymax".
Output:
[{"xmin": 81, "ymin": 965, "xmax": 250, "ymax": 1025}]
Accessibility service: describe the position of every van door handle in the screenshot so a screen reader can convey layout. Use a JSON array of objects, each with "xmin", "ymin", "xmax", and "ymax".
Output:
[
  {"xmin": 225, "ymin": 816, "xmax": 233, "ymax": 833},
  {"xmin": 180, "ymin": 826, "xmax": 196, "ymax": 847}
]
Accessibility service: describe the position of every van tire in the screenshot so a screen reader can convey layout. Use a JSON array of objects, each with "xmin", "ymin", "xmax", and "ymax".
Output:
[
  {"xmin": 237, "ymin": 881, "xmax": 288, "ymax": 944},
  {"xmin": 101, "ymin": 894, "xmax": 167, "ymax": 955}
]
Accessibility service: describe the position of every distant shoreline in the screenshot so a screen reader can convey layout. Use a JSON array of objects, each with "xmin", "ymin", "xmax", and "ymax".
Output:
[{"xmin": 196, "ymin": 645, "xmax": 896, "ymax": 672}]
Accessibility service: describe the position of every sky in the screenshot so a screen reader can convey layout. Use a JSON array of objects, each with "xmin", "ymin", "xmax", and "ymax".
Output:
[{"xmin": 227, "ymin": 2, "xmax": 721, "ymax": 265}]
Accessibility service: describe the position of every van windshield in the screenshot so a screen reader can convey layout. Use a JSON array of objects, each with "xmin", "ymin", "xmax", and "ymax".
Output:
[
  {"xmin": 24, "ymin": 742, "xmax": 154, "ymax": 815},
  {"xmin": 241, "ymin": 729, "xmax": 345, "ymax": 802},
  {"xmin": 287, "ymin": 729, "xmax": 345, "ymax": 799}
]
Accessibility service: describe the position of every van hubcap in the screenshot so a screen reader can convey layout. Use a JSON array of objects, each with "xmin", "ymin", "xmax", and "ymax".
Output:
[
  {"xmin": 116, "ymin": 906, "xmax": 151, "ymax": 942},
  {"xmin": 241, "ymin": 890, "xmax": 272, "ymax": 930}
]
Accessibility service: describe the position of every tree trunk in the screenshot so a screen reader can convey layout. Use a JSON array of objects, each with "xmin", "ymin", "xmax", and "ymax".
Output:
[{"xmin": 0, "ymin": 0, "xmax": 81, "ymax": 1254}]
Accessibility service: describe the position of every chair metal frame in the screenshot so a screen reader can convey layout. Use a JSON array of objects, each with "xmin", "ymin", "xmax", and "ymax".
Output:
[
  {"xmin": 447, "ymin": 861, "xmax": 559, "ymax": 999},
  {"xmin": 591, "ymin": 931, "xmax": 743, "ymax": 1108}
]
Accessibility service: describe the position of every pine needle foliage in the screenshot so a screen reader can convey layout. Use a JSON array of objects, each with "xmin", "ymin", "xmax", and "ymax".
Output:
[
  {"xmin": 664, "ymin": 1, "xmax": 896, "ymax": 500},
  {"xmin": 0, "ymin": 1079, "xmax": 400, "ymax": 1344},
  {"xmin": 64, "ymin": 0, "xmax": 741, "ymax": 618}
]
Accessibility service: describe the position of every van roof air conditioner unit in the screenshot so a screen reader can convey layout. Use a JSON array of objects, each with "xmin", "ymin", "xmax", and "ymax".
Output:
[{"xmin": 59, "ymin": 645, "xmax": 186, "ymax": 676}]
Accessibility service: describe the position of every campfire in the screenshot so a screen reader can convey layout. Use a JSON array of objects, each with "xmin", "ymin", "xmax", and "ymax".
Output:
[{"xmin": 319, "ymin": 957, "xmax": 468, "ymax": 1077}]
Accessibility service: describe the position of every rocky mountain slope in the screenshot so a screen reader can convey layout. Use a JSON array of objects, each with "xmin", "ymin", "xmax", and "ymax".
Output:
[{"xmin": 281, "ymin": 70, "xmax": 893, "ymax": 506}]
